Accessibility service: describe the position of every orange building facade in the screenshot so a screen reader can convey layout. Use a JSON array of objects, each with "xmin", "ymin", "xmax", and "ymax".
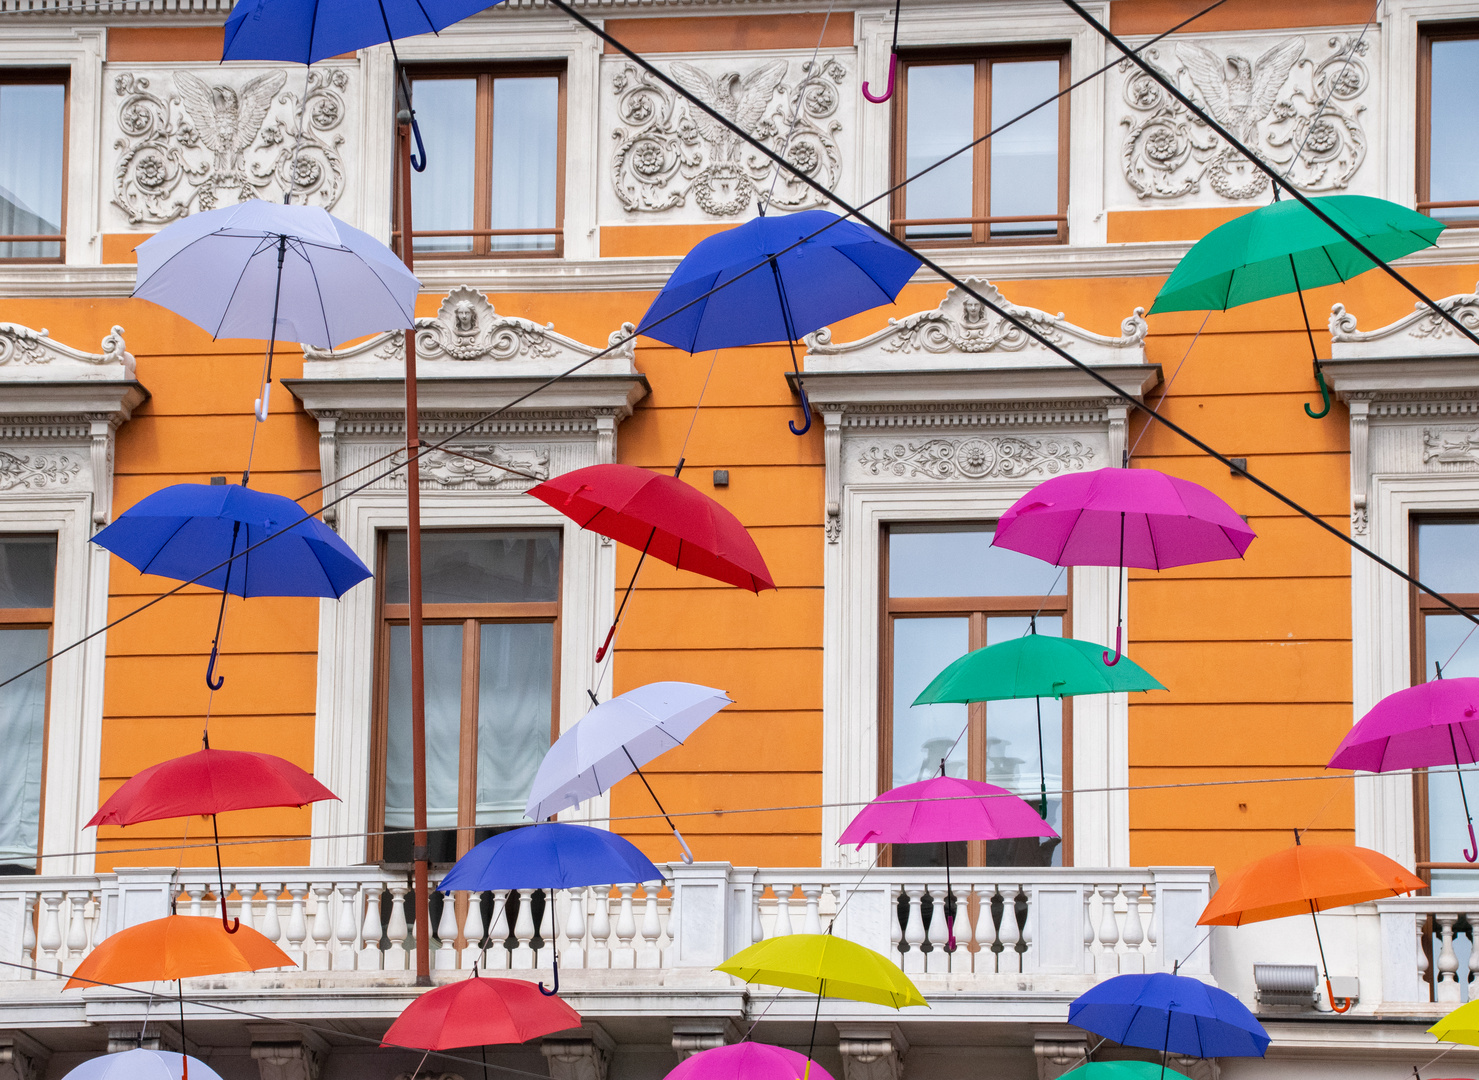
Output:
[{"xmin": 2, "ymin": 0, "xmax": 1479, "ymax": 1076}]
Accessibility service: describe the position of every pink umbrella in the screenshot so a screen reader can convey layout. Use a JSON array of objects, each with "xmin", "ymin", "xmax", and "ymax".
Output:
[
  {"xmin": 1329, "ymin": 678, "xmax": 1479, "ymax": 862},
  {"xmin": 665, "ymin": 1044, "xmax": 833, "ymax": 1080},
  {"xmin": 993, "ymin": 467, "xmax": 1255, "ymax": 664},
  {"xmin": 839, "ymin": 776, "xmax": 1059, "ymax": 949}
]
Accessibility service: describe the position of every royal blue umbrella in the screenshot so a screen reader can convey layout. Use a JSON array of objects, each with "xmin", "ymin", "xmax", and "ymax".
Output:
[
  {"xmin": 1068, "ymin": 971, "xmax": 1268, "ymax": 1076},
  {"xmin": 637, "ymin": 209, "xmax": 921, "ymax": 434},
  {"xmin": 438, "ymin": 823, "xmax": 663, "ymax": 995},
  {"xmin": 93, "ymin": 483, "xmax": 371, "ymax": 687},
  {"xmin": 224, "ymin": 0, "xmax": 497, "ymax": 65}
]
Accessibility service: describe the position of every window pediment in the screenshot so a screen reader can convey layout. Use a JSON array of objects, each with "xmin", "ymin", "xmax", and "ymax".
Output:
[{"xmin": 1326, "ymin": 286, "xmax": 1479, "ymax": 391}]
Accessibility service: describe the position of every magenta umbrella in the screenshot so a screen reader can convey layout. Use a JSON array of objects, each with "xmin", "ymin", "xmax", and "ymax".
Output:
[
  {"xmin": 1329, "ymin": 678, "xmax": 1479, "ymax": 862},
  {"xmin": 839, "ymin": 776, "xmax": 1058, "ymax": 949},
  {"xmin": 664, "ymin": 1044, "xmax": 834, "ymax": 1080},
  {"xmin": 993, "ymin": 467, "xmax": 1255, "ymax": 664}
]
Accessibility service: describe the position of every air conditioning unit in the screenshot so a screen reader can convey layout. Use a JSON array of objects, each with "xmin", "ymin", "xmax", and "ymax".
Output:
[{"xmin": 1253, "ymin": 963, "xmax": 1319, "ymax": 1007}]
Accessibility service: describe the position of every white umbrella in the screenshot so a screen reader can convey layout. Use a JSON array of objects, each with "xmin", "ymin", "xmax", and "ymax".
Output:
[
  {"xmin": 132, "ymin": 201, "xmax": 419, "ymax": 420},
  {"xmin": 526, "ymin": 681, "xmax": 733, "ymax": 863},
  {"xmin": 64, "ymin": 1050, "xmax": 226, "ymax": 1080}
]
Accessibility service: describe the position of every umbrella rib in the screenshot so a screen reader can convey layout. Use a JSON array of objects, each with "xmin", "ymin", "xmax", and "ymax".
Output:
[
  {"xmin": 135, "ymin": 516, "xmax": 201, "ymax": 579},
  {"xmin": 305, "ymin": 250, "xmax": 337, "ymax": 350},
  {"xmin": 211, "ymin": 234, "xmax": 284, "ymax": 342}
]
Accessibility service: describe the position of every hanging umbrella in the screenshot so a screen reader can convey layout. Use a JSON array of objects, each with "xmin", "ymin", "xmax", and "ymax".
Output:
[
  {"xmin": 838, "ymin": 776, "xmax": 1057, "ymax": 950},
  {"xmin": 224, "ymin": 0, "xmax": 499, "ymax": 65},
  {"xmin": 1328, "ymin": 677, "xmax": 1479, "ymax": 863},
  {"xmin": 1058, "ymin": 1066, "xmax": 1191, "ymax": 1080},
  {"xmin": 1069, "ymin": 971, "xmax": 1268, "ymax": 1079},
  {"xmin": 1197, "ymin": 838, "xmax": 1424, "ymax": 1011},
  {"xmin": 664, "ymin": 1043, "xmax": 835, "ymax": 1080},
  {"xmin": 437, "ymin": 822, "xmax": 664, "ymax": 996},
  {"xmin": 1148, "ymin": 194, "xmax": 1444, "ymax": 418},
  {"xmin": 637, "ymin": 209, "xmax": 922, "ymax": 435},
  {"xmin": 913, "ymin": 630, "xmax": 1165, "ymax": 817},
  {"xmin": 87, "ymin": 745, "xmax": 339, "ymax": 932},
  {"xmin": 525, "ymin": 682, "xmax": 733, "ymax": 864},
  {"xmin": 992, "ymin": 467, "xmax": 1255, "ymax": 664},
  {"xmin": 381, "ymin": 969, "xmax": 581, "ymax": 1049},
  {"xmin": 528, "ymin": 464, "xmax": 775, "ymax": 660},
  {"xmin": 64, "ymin": 1050, "xmax": 227, "ymax": 1080},
  {"xmin": 717, "ymin": 933, "xmax": 926, "ymax": 1079},
  {"xmin": 1430, "ymin": 998, "xmax": 1479, "ymax": 1046},
  {"xmin": 133, "ymin": 201, "xmax": 418, "ymax": 422}
]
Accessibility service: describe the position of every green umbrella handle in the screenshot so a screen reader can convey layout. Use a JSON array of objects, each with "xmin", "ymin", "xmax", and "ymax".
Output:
[{"xmin": 1304, "ymin": 369, "xmax": 1332, "ymax": 420}]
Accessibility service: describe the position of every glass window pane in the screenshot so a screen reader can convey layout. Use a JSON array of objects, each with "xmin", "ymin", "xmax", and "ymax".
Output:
[
  {"xmin": 892, "ymin": 617, "xmax": 970, "ymax": 788},
  {"xmin": 1427, "ymin": 611, "xmax": 1479, "ymax": 898},
  {"xmin": 491, "ymin": 76, "xmax": 559, "ymax": 253},
  {"xmin": 0, "ymin": 83, "xmax": 64, "ymax": 259},
  {"xmin": 903, "ymin": 64, "xmax": 975, "ymax": 240},
  {"xmin": 889, "ymin": 524, "xmax": 1066, "ymax": 598},
  {"xmin": 477, "ymin": 622, "xmax": 554, "ymax": 825},
  {"xmin": 0, "ymin": 537, "xmax": 56, "ymax": 608},
  {"xmin": 385, "ymin": 623, "xmax": 463, "ymax": 830},
  {"xmin": 385, "ymin": 530, "xmax": 561, "ymax": 605},
  {"xmin": 1418, "ymin": 521, "xmax": 1479, "ymax": 594},
  {"xmin": 984, "ymin": 616, "xmax": 1063, "ymax": 866},
  {"xmin": 989, "ymin": 60, "xmax": 1060, "ymax": 237},
  {"xmin": 0, "ymin": 628, "xmax": 48, "ymax": 871},
  {"xmin": 410, "ymin": 78, "xmax": 477, "ymax": 254},
  {"xmin": 1429, "ymin": 38, "xmax": 1479, "ymax": 220}
]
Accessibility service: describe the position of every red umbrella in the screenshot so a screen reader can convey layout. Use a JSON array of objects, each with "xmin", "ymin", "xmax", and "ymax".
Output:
[
  {"xmin": 529, "ymin": 464, "xmax": 775, "ymax": 659},
  {"xmin": 382, "ymin": 971, "xmax": 581, "ymax": 1050},
  {"xmin": 88, "ymin": 743, "xmax": 338, "ymax": 932}
]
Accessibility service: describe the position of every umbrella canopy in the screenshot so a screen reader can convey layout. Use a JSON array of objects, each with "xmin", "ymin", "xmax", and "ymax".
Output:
[
  {"xmin": 88, "ymin": 747, "xmax": 337, "ymax": 828},
  {"xmin": 992, "ymin": 467, "xmax": 1255, "ymax": 571},
  {"xmin": 914, "ymin": 633, "xmax": 1166, "ymax": 705},
  {"xmin": 381, "ymin": 972, "xmax": 581, "ymax": 1049},
  {"xmin": 837, "ymin": 776, "xmax": 1058, "ymax": 849},
  {"xmin": 526, "ymin": 682, "xmax": 732, "ymax": 822},
  {"xmin": 664, "ymin": 1043, "xmax": 835, "ymax": 1080},
  {"xmin": 64, "ymin": 1050, "xmax": 227, "ymax": 1080},
  {"xmin": 1329, "ymin": 678, "xmax": 1479, "ymax": 772},
  {"xmin": 1056, "ymin": 1065, "xmax": 1190, "ymax": 1080},
  {"xmin": 1149, "ymin": 195, "xmax": 1444, "ymax": 314},
  {"xmin": 1430, "ymin": 998, "xmax": 1479, "ymax": 1047},
  {"xmin": 1069, "ymin": 972, "xmax": 1268, "ymax": 1060},
  {"xmin": 638, "ymin": 210, "xmax": 921, "ymax": 353},
  {"xmin": 64, "ymin": 915, "xmax": 294, "ymax": 989},
  {"xmin": 716, "ymin": 934, "xmax": 927, "ymax": 1009},
  {"xmin": 528, "ymin": 465, "xmax": 774, "ymax": 593},
  {"xmin": 224, "ymin": 0, "xmax": 500, "ymax": 65},
  {"xmin": 133, "ymin": 201, "xmax": 418, "ymax": 349},
  {"xmin": 1198, "ymin": 844, "xmax": 1425, "ymax": 926},
  {"xmin": 93, "ymin": 483, "xmax": 371, "ymax": 599},
  {"xmin": 438, "ymin": 823, "xmax": 663, "ymax": 893}
]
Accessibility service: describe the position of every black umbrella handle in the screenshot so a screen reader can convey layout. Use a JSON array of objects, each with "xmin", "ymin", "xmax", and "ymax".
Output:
[{"xmin": 539, "ymin": 952, "xmax": 560, "ymax": 996}]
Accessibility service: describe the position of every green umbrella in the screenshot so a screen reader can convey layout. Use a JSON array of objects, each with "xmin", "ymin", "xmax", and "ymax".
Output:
[
  {"xmin": 1149, "ymin": 194, "xmax": 1445, "ymax": 419},
  {"xmin": 913, "ymin": 632, "xmax": 1165, "ymax": 816},
  {"xmin": 1063, "ymin": 1064, "xmax": 1191, "ymax": 1080}
]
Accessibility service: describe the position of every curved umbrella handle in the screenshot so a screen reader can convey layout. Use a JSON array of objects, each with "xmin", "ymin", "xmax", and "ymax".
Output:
[
  {"xmin": 862, "ymin": 53, "xmax": 897, "ymax": 103},
  {"xmin": 1325, "ymin": 978, "xmax": 1352, "ymax": 1013},
  {"xmin": 254, "ymin": 392, "xmax": 270, "ymax": 424},
  {"xmin": 1102, "ymin": 626, "xmax": 1123, "ymax": 667},
  {"xmin": 539, "ymin": 953, "xmax": 559, "ymax": 996},
  {"xmin": 594, "ymin": 622, "xmax": 617, "ymax": 663},
  {"xmin": 410, "ymin": 115, "xmax": 428, "ymax": 173},
  {"xmin": 1304, "ymin": 370, "xmax": 1332, "ymax": 420},
  {"xmin": 221, "ymin": 895, "xmax": 240, "ymax": 935},
  {"xmin": 1465, "ymin": 819, "xmax": 1477, "ymax": 864},
  {"xmin": 205, "ymin": 644, "xmax": 225, "ymax": 691},
  {"xmin": 790, "ymin": 381, "xmax": 814, "ymax": 436},
  {"xmin": 674, "ymin": 828, "xmax": 695, "ymax": 865}
]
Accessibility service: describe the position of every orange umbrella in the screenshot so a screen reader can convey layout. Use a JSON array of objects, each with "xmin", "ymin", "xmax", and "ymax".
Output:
[
  {"xmin": 64, "ymin": 914, "xmax": 294, "ymax": 990},
  {"xmin": 1198, "ymin": 835, "xmax": 1423, "ymax": 1012}
]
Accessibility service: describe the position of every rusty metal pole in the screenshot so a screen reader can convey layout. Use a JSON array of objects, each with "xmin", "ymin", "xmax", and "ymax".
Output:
[{"xmin": 395, "ymin": 83, "xmax": 432, "ymax": 987}]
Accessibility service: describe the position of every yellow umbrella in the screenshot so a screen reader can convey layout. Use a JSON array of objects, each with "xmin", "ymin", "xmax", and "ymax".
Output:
[{"xmin": 1430, "ymin": 999, "xmax": 1479, "ymax": 1046}]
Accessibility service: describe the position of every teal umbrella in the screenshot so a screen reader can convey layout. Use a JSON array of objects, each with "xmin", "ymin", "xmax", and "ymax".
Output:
[
  {"xmin": 913, "ymin": 631, "xmax": 1165, "ymax": 815},
  {"xmin": 1063, "ymin": 1062, "xmax": 1191, "ymax": 1080},
  {"xmin": 1149, "ymin": 194, "xmax": 1445, "ymax": 418}
]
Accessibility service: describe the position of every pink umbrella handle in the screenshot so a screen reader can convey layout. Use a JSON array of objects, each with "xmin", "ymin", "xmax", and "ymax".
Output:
[
  {"xmin": 1465, "ymin": 820, "xmax": 1477, "ymax": 863},
  {"xmin": 862, "ymin": 54, "xmax": 897, "ymax": 103},
  {"xmin": 1103, "ymin": 627, "xmax": 1123, "ymax": 667}
]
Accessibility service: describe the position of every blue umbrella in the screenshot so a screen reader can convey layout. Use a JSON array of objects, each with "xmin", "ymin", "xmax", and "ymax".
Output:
[
  {"xmin": 1068, "ymin": 972, "xmax": 1268, "ymax": 1074},
  {"xmin": 93, "ymin": 483, "xmax": 371, "ymax": 687},
  {"xmin": 438, "ymin": 823, "xmax": 663, "ymax": 996},
  {"xmin": 637, "ymin": 209, "xmax": 921, "ymax": 435},
  {"xmin": 223, "ymin": 0, "xmax": 497, "ymax": 66}
]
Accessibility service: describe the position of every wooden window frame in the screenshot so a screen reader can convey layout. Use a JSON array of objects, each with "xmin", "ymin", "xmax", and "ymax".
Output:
[
  {"xmin": 0, "ymin": 70, "xmax": 69, "ymax": 264},
  {"xmin": 877, "ymin": 522, "xmax": 1073, "ymax": 867},
  {"xmin": 394, "ymin": 62, "xmax": 567, "ymax": 260},
  {"xmin": 890, "ymin": 45, "xmax": 1070, "ymax": 248},
  {"xmin": 0, "ymin": 533, "xmax": 56, "ymax": 874},
  {"xmin": 368, "ymin": 528, "xmax": 563, "ymax": 864},
  {"xmin": 1417, "ymin": 22, "xmax": 1479, "ymax": 226}
]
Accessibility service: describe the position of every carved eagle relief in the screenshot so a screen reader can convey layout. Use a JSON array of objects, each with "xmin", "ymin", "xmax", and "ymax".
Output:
[
  {"xmin": 669, "ymin": 59, "xmax": 788, "ymax": 161},
  {"xmin": 174, "ymin": 69, "xmax": 287, "ymax": 177},
  {"xmin": 1174, "ymin": 38, "xmax": 1304, "ymax": 145}
]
